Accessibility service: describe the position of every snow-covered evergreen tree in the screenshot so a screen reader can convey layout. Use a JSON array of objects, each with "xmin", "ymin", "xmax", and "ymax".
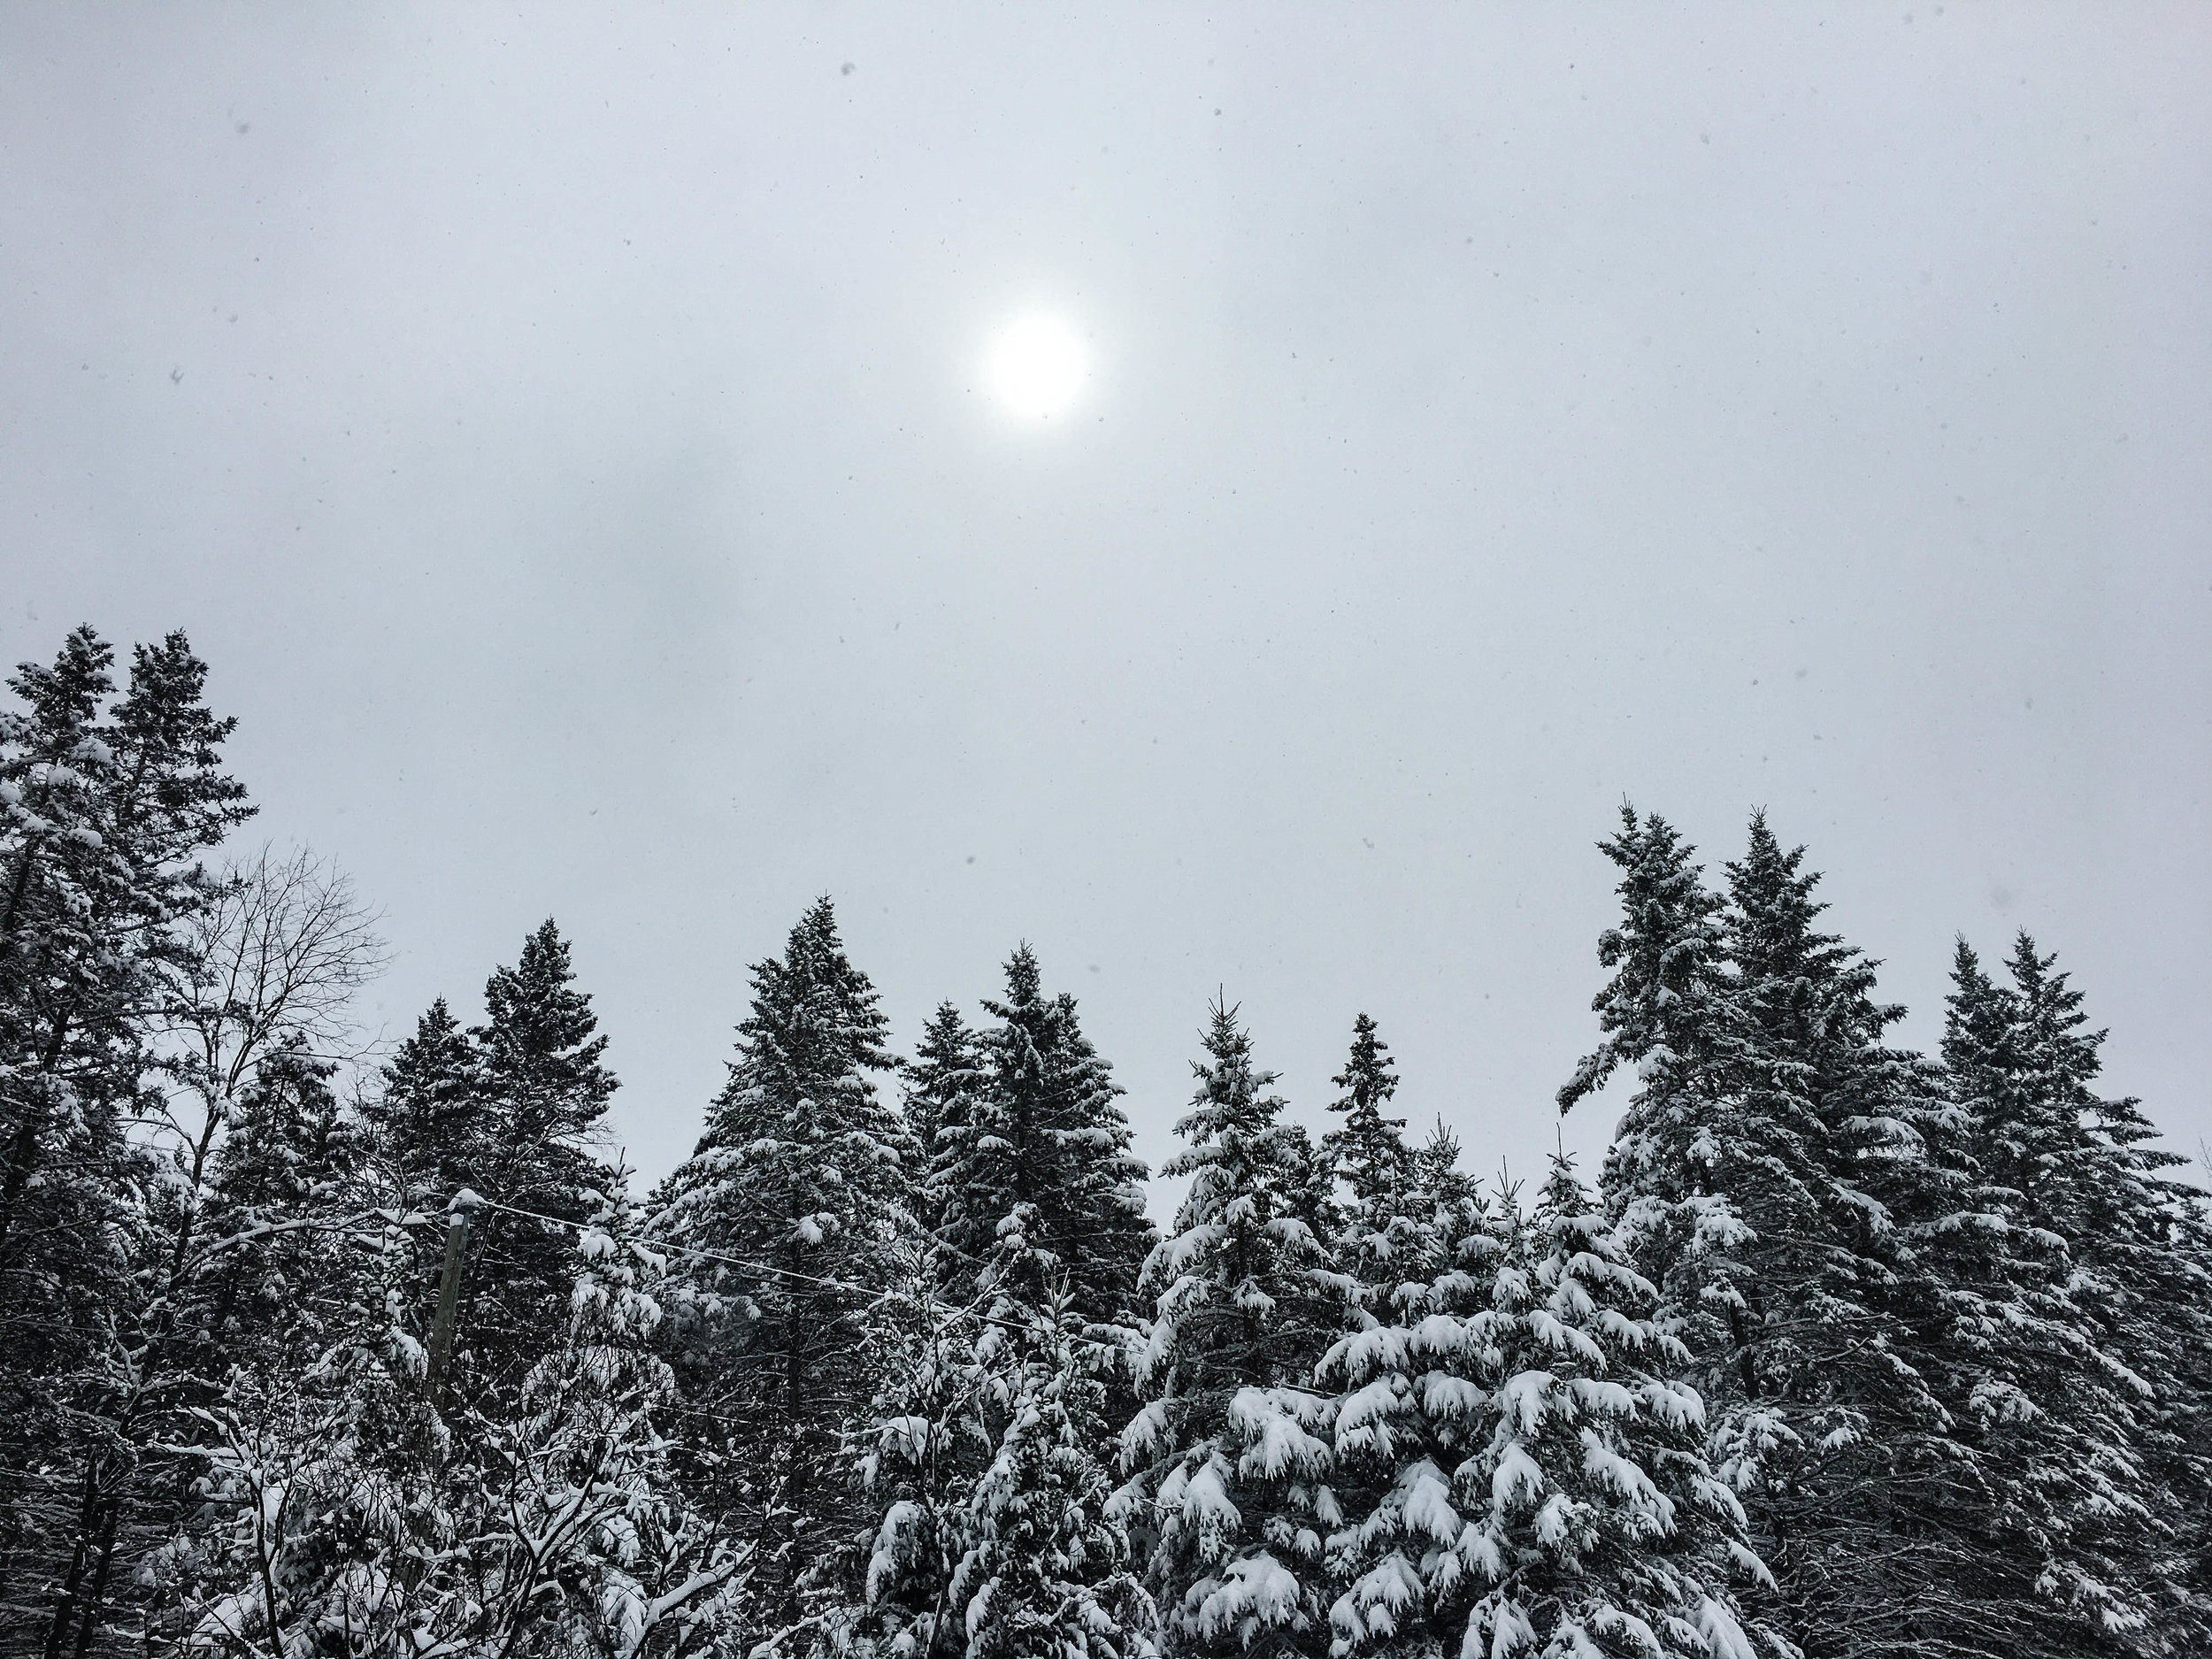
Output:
[
  {"xmin": 860, "ymin": 1275, "xmax": 994, "ymax": 1659},
  {"xmin": 863, "ymin": 1251, "xmax": 1152, "ymax": 1659},
  {"xmin": 864, "ymin": 945, "xmax": 1154, "ymax": 1659},
  {"xmin": 1708, "ymin": 814, "xmax": 1972, "ymax": 1657},
  {"xmin": 366, "ymin": 995, "xmax": 482, "ymax": 1204},
  {"xmin": 1116, "ymin": 1000, "xmax": 1340, "ymax": 1659},
  {"xmin": 353, "ymin": 921, "xmax": 619, "ymax": 1406},
  {"xmin": 185, "ymin": 1034, "xmax": 365, "ymax": 1374},
  {"xmin": 1323, "ymin": 1017, "xmax": 1408, "ymax": 1229},
  {"xmin": 650, "ymin": 896, "xmax": 911, "ymax": 1650},
  {"xmin": 932, "ymin": 946, "xmax": 1153, "ymax": 1326},
  {"xmin": 1327, "ymin": 1154, "xmax": 1787, "ymax": 1659},
  {"xmin": 907, "ymin": 1002, "xmax": 985, "ymax": 1248},
  {"xmin": 956, "ymin": 1281, "xmax": 1151, "ymax": 1659},
  {"xmin": 0, "ymin": 629, "xmax": 257, "ymax": 1659},
  {"xmin": 1321, "ymin": 1016, "xmax": 1420, "ymax": 1334},
  {"xmin": 461, "ymin": 919, "xmax": 623, "ymax": 1392},
  {"xmin": 1557, "ymin": 809, "xmax": 1768, "ymax": 1371},
  {"xmin": 1995, "ymin": 940, "xmax": 2212, "ymax": 1658},
  {"xmin": 181, "ymin": 1171, "xmax": 744, "ymax": 1659},
  {"xmin": 1911, "ymin": 936, "xmax": 2209, "ymax": 1656}
]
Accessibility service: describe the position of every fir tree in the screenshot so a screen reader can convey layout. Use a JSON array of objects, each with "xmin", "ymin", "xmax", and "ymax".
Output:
[
  {"xmin": 1327, "ymin": 1154, "xmax": 1787, "ymax": 1659},
  {"xmin": 860, "ymin": 1279, "xmax": 994, "ymax": 1659},
  {"xmin": 906, "ymin": 1002, "xmax": 984, "ymax": 1246},
  {"xmin": 956, "ymin": 1282, "xmax": 1151, "ymax": 1659},
  {"xmin": 366, "ymin": 996, "xmax": 482, "ymax": 1205},
  {"xmin": 1913, "ymin": 937, "xmax": 2209, "ymax": 1655},
  {"xmin": 1116, "ymin": 999, "xmax": 1340, "ymax": 1659},
  {"xmin": 866, "ymin": 946, "xmax": 1151, "ymax": 1659},
  {"xmin": 1322, "ymin": 1016, "xmax": 1417, "ymax": 1335},
  {"xmin": 1710, "ymin": 813, "xmax": 1970, "ymax": 1658},
  {"xmin": 1323, "ymin": 1015, "xmax": 1408, "ymax": 1230},
  {"xmin": 863, "ymin": 1248, "xmax": 1151, "ymax": 1659},
  {"xmin": 1556, "ymin": 808, "xmax": 1764, "ymax": 1349},
  {"xmin": 459, "ymin": 919, "xmax": 621, "ymax": 1393},
  {"xmin": 650, "ymin": 896, "xmax": 910, "ymax": 1649},
  {"xmin": 1997, "ymin": 939, "xmax": 2212, "ymax": 1656},
  {"xmin": 184, "ymin": 1034, "xmax": 364, "ymax": 1378},
  {"xmin": 180, "ymin": 1171, "xmax": 743, "ymax": 1659},
  {"xmin": 933, "ymin": 945, "xmax": 1154, "ymax": 1326},
  {"xmin": 0, "ymin": 629, "xmax": 254, "ymax": 1659}
]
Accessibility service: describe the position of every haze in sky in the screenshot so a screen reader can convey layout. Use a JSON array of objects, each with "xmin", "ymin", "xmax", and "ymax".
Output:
[{"xmin": 4, "ymin": 4, "xmax": 2207, "ymax": 1202}]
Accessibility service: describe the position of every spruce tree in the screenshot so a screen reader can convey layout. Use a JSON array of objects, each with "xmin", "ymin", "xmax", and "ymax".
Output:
[
  {"xmin": 183, "ymin": 1035, "xmax": 364, "ymax": 1379},
  {"xmin": 1999, "ymin": 940, "xmax": 2212, "ymax": 1656},
  {"xmin": 860, "ymin": 1285, "xmax": 992, "ymax": 1659},
  {"xmin": 1915, "ymin": 937, "xmax": 2209, "ymax": 1655},
  {"xmin": 1711, "ymin": 813, "xmax": 1969, "ymax": 1657},
  {"xmin": 864, "ymin": 949, "xmax": 1149, "ymax": 1659},
  {"xmin": 1321, "ymin": 1015, "xmax": 1417, "ymax": 1334},
  {"xmin": 458, "ymin": 919, "xmax": 620, "ymax": 1392},
  {"xmin": 906, "ymin": 1002, "xmax": 984, "ymax": 1246},
  {"xmin": 1557, "ymin": 808, "xmax": 1765, "ymax": 1350},
  {"xmin": 1323, "ymin": 1015, "xmax": 1408, "ymax": 1228},
  {"xmin": 956, "ymin": 1281, "xmax": 1150, "ymax": 1659},
  {"xmin": 1116, "ymin": 999, "xmax": 1340, "ymax": 1659},
  {"xmin": 1327, "ymin": 1155, "xmax": 1786, "ymax": 1659},
  {"xmin": 180, "ymin": 1171, "xmax": 742, "ymax": 1659},
  {"xmin": 650, "ymin": 896, "xmax": 910, "ymax": 1648},
  {"xmin": 0, "ymin": 629, "xmax": 254, "ymax": 1659},
  {"xmin": 366, "ymin": 996, "xmax": 482, "ymax": 1206},
  {"xmin": 864, "ymin": 1245, "xmax": 1150, "ymax": 1659},
  {"xmin": 933, "ymin": 945, "xmax": 1153, "ymax": 1326}
]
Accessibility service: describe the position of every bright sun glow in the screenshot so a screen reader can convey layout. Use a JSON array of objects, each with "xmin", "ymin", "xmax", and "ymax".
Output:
[{"xmin": 987, "ymin": 315, "xmax": 1087, "ymax": 419}]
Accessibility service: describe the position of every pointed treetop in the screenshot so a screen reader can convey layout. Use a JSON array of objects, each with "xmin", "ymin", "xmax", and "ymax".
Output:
[
  {"xmin": 8, "ymin": 625, "xmax": 113, "ymax": 741},
  {"xmin": 1325, "ymin": 1011, "xmax": 1412, "ymax": 1224},
  {"xmin": 1558, "ymin": 803, "xmax": 1732, "ymax": 1113},
  {"xmin": 1179, "ymin": 994, "xmax": 1282, "ymax": 1136},
  {"xmin": 1331, "ymin": 1011, "xmax": 1401, "ymax": 1118},
  {"xmin": 483, "ymin": 920, "xmax": 604, "ymax": 1058},
  {"xmin": 1536, "ymin": 1141, "xmax": 1593, "ymax": 1225},
  {"xmin": 1000, "ymin": 939, "xmax": 1042, "ymax": 1006},
  {"xmin": 386, "ymin": 997, "xmax": 472, "ymax": 1084},
  {"xmin": 776, "ymin": 893, "xmax": 895, "ymax": 1074},
  {"xmin": 910, "ymin": 999, "xmax": 980, "ymax": 1089},
  {"xmin": 1724, "ymin": 809, "xmax": 1831, "ymax": 964},
  {"xmin": 2006, "ymin": 932, "xmax": 2105, "ymax": 1071},
  {"xmin": 1942, "ymin": 935, "xmax": 2012, "ymax": 1071}
]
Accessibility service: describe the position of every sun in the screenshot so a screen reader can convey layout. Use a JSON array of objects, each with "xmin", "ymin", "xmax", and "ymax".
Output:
[{"xmin": 987, "ymin": 315, "xmax": 1087, "ymax": 419}]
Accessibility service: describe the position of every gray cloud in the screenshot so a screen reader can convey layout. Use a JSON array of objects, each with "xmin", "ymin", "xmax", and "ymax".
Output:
[{"xmin": 5, "ymin": 4, "xmax": 2207, "ymax": 1198}]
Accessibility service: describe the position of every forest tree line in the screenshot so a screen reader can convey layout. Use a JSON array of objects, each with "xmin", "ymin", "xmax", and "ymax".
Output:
[{"xmin": 2, "ymin": 625, "xmax": 2208, "ymax": 1659}]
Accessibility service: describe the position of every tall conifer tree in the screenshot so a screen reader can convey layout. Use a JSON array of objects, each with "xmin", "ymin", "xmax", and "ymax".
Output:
[
  {"xmin": 906, "ymin": 1002, "xmax": 984, "ymax": 1246},
  {"xmin": 1321, "ymin": 1015, "xmax": 1415, "ymax": 1332},
  {"xmin": 1328, "ymin": 1156, "xmax": 1786, "ymax": 1659},
  {"xmin": 652, "ymin": 897, "xmax": 910, "ymax": 1648},
  {"xmin": 1116, "ymin": 1000, "xmax": 1340, "ymax": 1659},
  {"xmin": 1917, "ymin": 937, "xmax": 2209, "ymax": 1655},
  {"xmin": 932, "ymin": 946, "xmax": 1152, "ymax": 1324},
  {"xmin": 0, "ymin": 629, "xmax": 253, "ymax": 1659},
  {"xmin": 367, "ymin": 997, "xmax": 481, "ymax": 1205},
  {"xmin": 1712, "ymin": 813, "xmax": 1970, "ymax": 1657},
  {"xmin": 458, "ymin": 919, "xmax": 620, "ymax": 1390}
]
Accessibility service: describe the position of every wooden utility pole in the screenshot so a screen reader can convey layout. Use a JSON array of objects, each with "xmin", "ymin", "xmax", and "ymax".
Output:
[{"xmin": 426, "ymin": 1187, "xmax": 481, "ymax": 1402}]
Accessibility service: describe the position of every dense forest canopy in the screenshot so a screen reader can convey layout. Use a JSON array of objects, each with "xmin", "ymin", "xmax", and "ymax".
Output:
[{"xmin": 3, "ymin": 624, "xmax": 2207, "ymax": 1659}]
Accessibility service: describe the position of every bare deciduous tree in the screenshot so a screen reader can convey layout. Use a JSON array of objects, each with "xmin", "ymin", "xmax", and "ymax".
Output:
[{"xmin": 31, "ymin": 849, "xmax": 389, "ymax": 1659}]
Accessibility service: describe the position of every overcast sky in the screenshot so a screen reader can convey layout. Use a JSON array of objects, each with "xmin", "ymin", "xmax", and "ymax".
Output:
[{"xmin": 5, "ymin": 4, "xmax": 2208, "ymax": 1203}]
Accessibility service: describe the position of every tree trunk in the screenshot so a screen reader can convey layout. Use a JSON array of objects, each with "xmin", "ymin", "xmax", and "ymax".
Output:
[
  {"xmin": 68, "ymin": 1502, "xmax": 119, "ymax": 1659},
  {"xmin": 41, "ymin": 1466, "xmax": 101, "ymax": 1659},
  {"xmin": 0, "ymin": 1013, "xmax": 71, "ymax": 1266}
]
